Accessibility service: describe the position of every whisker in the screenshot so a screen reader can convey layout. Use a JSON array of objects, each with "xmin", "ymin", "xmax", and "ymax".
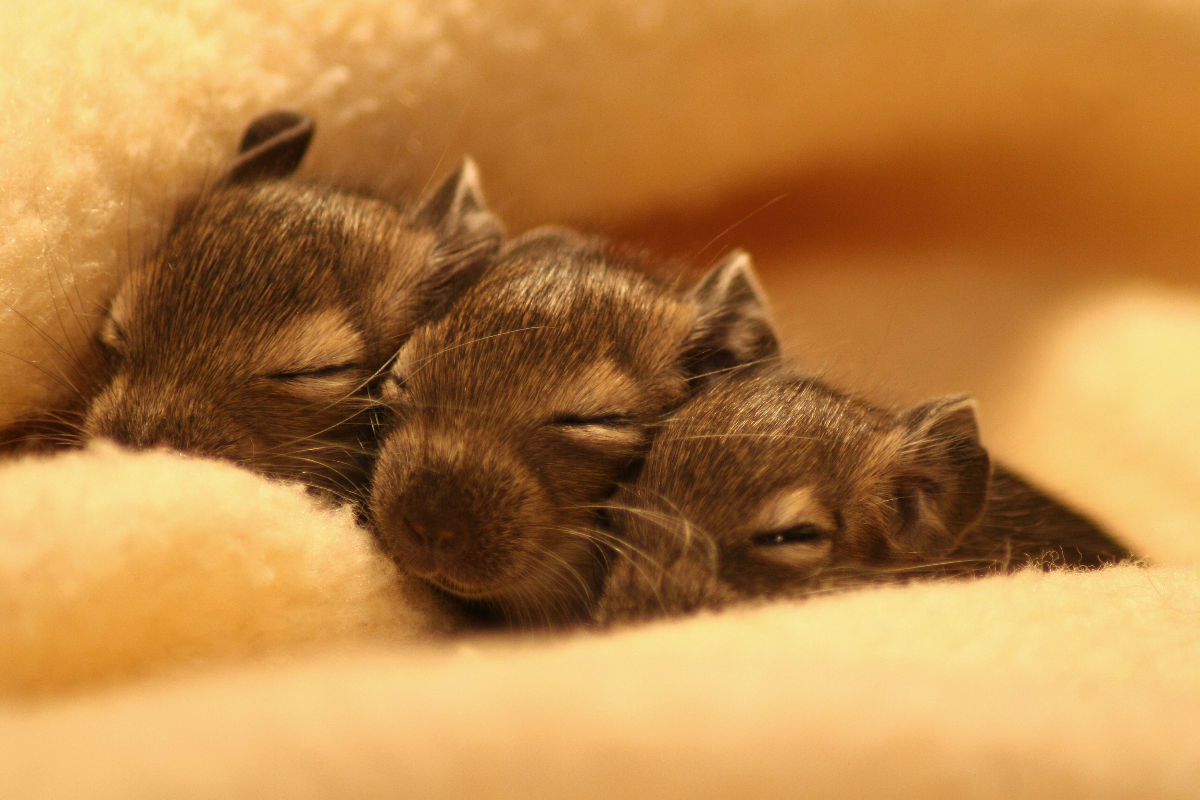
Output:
[
  {"xmin": 537, "ymin": 547, "xmax": 597, "ymax": 609},
  {"xmin": 633, "ymin": 485, "xmax": 720, "ymax": 573},
  {"xmin": 533, "ymin": 523, "xmax": 666, "ymax": 578},
  {"xmin": 408, "ymin": 325, "xmax": 556, "ymax": 378},
  {"xmin": 654, "ymin": 432, "xmax": 824, "ymax": 445},
  {"xmin": 260, "ymin": 407, "xmax": 376, "ymax": 454},
  {"xmin": 256, "ymin": 428, "xmax": 378, "ymax": 460},
  {"xmin": 690, "ymin": 192, "xmax": 790, "ymax": 263},
  {"xmin": 0, "ymin": 348, "xmax": 83, "ymax": 400},
  {"xmin": 268, "ymin": 452, "xmax": 364, "ymax": 496},
  {"xmin": 686, "ymin": 354, "xmax": 784, "ymax": 385},
  {"xmin": 0, "ymin": 299, "xmax": 82, "ymax": 377}
]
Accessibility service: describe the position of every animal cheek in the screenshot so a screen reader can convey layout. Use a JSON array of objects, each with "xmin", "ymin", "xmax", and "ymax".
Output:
[
  {"xmin": 834, "ymin": 502, "xmax": 898, "ymax": 565},
  {"xmin": 648, "ymin": 370, "xmax": 691, "ymax": 414},
  {"xmin": 81, "ymin": 382, "xmax": 247, "ymax": 461},
  {"xmin": 594, "ymin": 559, "xmax": 658, "ymax": 625},
  {"xmin": 80, "ymin": 380, "xmax": 135, "ymax": 444},
  {"xmin": 527, "ymin": 441, "xmax": 640, "ymax": 508},
  {"xmin": 598, "ymin": 552, "xmax": 726, "ymax": 625}
]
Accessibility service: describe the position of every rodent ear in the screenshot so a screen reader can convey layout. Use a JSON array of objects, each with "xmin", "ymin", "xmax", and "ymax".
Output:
[
  {"xmin": 886, "ymin": 395, "xmax": 991, "ymax": 557},
  {"xmin": 682, "ymin": 250, "xmax": 780, "ymax": 382},
  {"xmin": 416, "ymin": 157, "xmax": 503, "ymax": 244},
  {"xmin": 222, "ymin": 110, "xmax": 314, "ymax": 184},
  {"xmin": 415, "ymin": 158, "xmax": 505, "ymax": 316}
]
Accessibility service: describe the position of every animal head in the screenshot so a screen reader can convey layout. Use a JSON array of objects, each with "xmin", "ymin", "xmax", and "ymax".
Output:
[
  {"xmin": 369, "ymin": 229, "xmax": 780, "ymax": 626},
  {"xmin": 595, "ymin": 372, "xmax": 992, "ymax": 625},
  {"xmin": 81, "ymin": 111, "xmax": 502, "ymax": 499}
]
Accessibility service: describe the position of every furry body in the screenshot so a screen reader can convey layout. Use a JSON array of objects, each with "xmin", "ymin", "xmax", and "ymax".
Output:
[
  {"xmin": 3, "ymin": 112, "xmax": 501, "ymax": 501},
  {"xmin": 597, "ymin": 370, "xmax": 1134, "ymax": 625},
  {"xmin": 370, "ymin": 231, "xmax": 777, "ymax": 626}
]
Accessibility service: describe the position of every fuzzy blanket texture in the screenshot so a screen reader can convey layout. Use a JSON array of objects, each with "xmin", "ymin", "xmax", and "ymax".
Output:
[{"xmin": 3, "ymin": 1, "xmax": 1200, "ymax": 797}]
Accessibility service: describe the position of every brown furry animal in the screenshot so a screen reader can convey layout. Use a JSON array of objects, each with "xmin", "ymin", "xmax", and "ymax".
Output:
[
  {"xmin": 2, "ymin": 111, "xmax": 502, "ymax": 503},
  {"xmin": 369, "ymin": 232, "xmax": 778, "ymax": 627},
  {"xmin": 596, "ymin": 369, "xmax": 1135, "ymax": 625}
]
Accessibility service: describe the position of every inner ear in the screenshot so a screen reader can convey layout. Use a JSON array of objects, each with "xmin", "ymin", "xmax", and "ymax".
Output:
[
  {"xmin": 415, "ymin": 157, "xmax": 501, "ymax": 241},
  {"xmin": 886, "ymin": 395, "xmax": 992, "ymax": 558},
  {"xmin": 222, "ymin": 110, "xmax": 314, "ymax": 184},
  {"xmin": 682, "ymin": 250, "xmax": 780, "ymax": 384},
  {"xmin": 413, "ymin": 157, "xmax": 505, "ymax": 319}
]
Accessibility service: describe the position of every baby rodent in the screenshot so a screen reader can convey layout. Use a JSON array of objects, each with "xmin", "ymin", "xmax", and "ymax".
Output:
[
  {"xmin": 2, "ymin": 111, "xmax": 502, "ymax": 501},
  {"xmin": 596, "ymin": 368, "xmax": 1135, "ymax": 625},
  {"xmin": 369, "ymin": 229, "xmax": 779, "ymax": 627}
]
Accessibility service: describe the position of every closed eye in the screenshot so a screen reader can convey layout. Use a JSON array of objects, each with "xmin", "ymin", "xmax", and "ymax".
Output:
[
  {"xmin": 98, "ymin": 316, "xmax": 127, "ymax": 356},
  {"xmin": 550, "ymin": 413, "xmax": 632, "ymax": 427},
  {"xmin": 268, "ymin": 363, "xmax": 360, "ymax": 381},
  {"xmin": 547, "ymin": 413, "xmax": 642, "ymax": 450},
  {"xmin": 750, "ymin": 524, "xmax": 827, "ymax": 547}
]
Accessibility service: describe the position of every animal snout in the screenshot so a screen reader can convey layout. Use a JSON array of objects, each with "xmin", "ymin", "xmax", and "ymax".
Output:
[
  {"xmin": 406, "ymin": 519, "xmax": 461, "ymax": 553},
  {"xmin": 373, "ymin": 466, "xmax": 484, "ymax": 575},
  {"xmin": 370, "ymin": 427, "xmax": 546, "ymax": 594},
  {"xmin": 85, "ymin": 387, "xmax": 240, "ymax": 457},
  {"xmin": 397, "ymin": 497, "xmax": 475, "ymax": 559}
]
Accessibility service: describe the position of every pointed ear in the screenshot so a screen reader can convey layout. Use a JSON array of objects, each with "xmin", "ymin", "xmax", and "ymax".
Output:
[
  {"xmin": 222, "ymin": 110, "xmax": 314, "ymax": 184},
  {"xmin": 886, "ymin": 395, "xmax": 992, "ymax": 557},
  {"xmin": 414, "ymin": 158, "xmax": 504, "ymax": 315},
  {"xmin": 682, "ymin": 250, "xmax": 780, "ymax": 382},
  {"xmin": 416, "ymin": 157, "xmax": 503, "ymax": 243}
]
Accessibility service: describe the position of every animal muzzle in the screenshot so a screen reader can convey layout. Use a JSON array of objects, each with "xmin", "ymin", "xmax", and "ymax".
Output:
[
  {"xmin": 375, "ymin": 478, "xmax": 477, "ymax": 578},
  {"xmin": 370, "ymin": 433, "xmax": 542, "ymax": 597},
  {"xmin": 83, "ymin": 386, "xmax": 245, "ymax": 459}
]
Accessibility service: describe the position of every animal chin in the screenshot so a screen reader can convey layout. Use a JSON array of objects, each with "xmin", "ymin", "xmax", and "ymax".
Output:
[
  {"xmin": 380, "ymin": 536, "xmax": 509, "ymax": 598},
  {"xmin": 415, "ymin": 551, "xmax": 554, "ymax": 604},
  {"xmin": 421, "ymin": 570, "xmax": 509, "ymax": 600}
]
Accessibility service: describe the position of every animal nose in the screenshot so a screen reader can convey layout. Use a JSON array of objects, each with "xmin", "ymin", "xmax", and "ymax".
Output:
[
  {"xmin": 405, "ymin": 519, "xmax": 462, "ymax": 554},
  {"xmin": 382, "ymin": 491, "xmax": 478, "ymax": 570}
]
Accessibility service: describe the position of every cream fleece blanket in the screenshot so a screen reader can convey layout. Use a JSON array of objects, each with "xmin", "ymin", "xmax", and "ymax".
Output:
[{"xmin": 3, "ymin": 1, "xmax": 1200, "ymax": 797}]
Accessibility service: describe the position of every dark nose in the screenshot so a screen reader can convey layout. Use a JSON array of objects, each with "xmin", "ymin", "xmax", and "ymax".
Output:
[
  {"xmin": 379, "ymin": 484, "xmax": 477, "ymax": 571},
  {"xmin": 404, "ymin": 517, "xmax": 462, "ymax": 554}
]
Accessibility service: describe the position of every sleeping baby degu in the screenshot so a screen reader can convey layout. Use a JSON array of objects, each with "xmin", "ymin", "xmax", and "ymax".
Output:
[
  {"xmin": 2, "ymin": 111, "xmax": 502, "ymax": 502},
  {"xmin": 365, "ymin": 222, "xmax": 1129, "ymax": 628},
  {"xmin": 595, "ymin": 364, "xmax": 1135, "ymax": 625},
  {"xmin": 368, "ymin": 230, "xmax": 779, "ymax": 627},
  {"xmin": 3, "ymin": 110, "xmax": 1130, "ymax": 631}
]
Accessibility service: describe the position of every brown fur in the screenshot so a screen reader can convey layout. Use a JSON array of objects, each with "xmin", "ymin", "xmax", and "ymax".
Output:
[
  {"xmin": 596, "ymin": 369, "xmax": 1135, "ymax": 625},
  {"xmin": 369, "ymin": 230, "xmax": 778, "ymax": 627},
  {"xmin": 1, "ymin": 112, "xmax": 502, "ymax": 503}
]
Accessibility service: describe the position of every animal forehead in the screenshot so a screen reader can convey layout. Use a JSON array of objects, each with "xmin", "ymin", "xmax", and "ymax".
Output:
[
  {"xmin": 637, "ymin": 376, "xmax": 891, "ymax": 502},
  {"xmin": 110, "ymin": 291, "xmax": 362, "ymax": 380},
  {"xmin": 411, "ymin": 264, "xmax": 695, "ymax": 370},
  {"xmin": 156, "ymin": 182, "xmax": 417, "ymax": 294},
  {"xmin": 480, "ymin": 251, "xmax": 691, "ymax": 327},
  {"xmin": 112, "ymin": 191, "xmax": 374, "ymax": 338},
  {"xmin": 539, "ymin": 356, "xmax": 642, "ymax": 410},
  {"xmin": 406, "ymin": 343, "xmax": 645, "ymax": 420},
  {"xmin": 674, "ymin": 374, "xmax": 884, "ymax": 445},
  {"xmin": 111, "ymin": 262, "xmax": 329, "ymax": 352},
  {"xmin": 628, "ymin": 436, "xmax": 838, "ymax": 546},
  {"xmin": 406, "ymin": 323, "xmax": 686, "ymax": 426},
  {"xmin": 133, "ymin": 227, "xmax": 285, "ymax": 301}
]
